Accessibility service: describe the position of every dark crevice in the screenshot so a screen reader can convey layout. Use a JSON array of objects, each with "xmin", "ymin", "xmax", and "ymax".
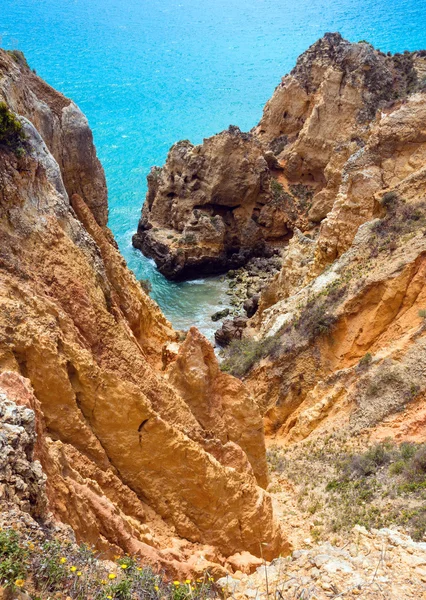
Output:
[{"xmin": 138, "ymin": 418, "xmax": 149, "ymax": 444}]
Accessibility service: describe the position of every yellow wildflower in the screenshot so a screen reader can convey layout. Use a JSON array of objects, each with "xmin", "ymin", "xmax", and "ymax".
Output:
[
  {"xmin": 120, "ymin": 563, "xmax": 128, "ymax": 569},
  {"xmin": 173, "ymin": 581, "xmax": 180, "ymax": 586},
  {"xmin": 107, "ymin": 597, "xmax": 112, "ymax": 600},
  {"xmin": 208, "ymin": 577, "xmax": 214, "ymax": 582},
  {"xmin": 113, "ymin": 555, "xmax": 120, "ymax": 560},
  {"xmin": 185, "ymin": 579, "xmax": 191, "ymax": 584},
  {"xmin": 27, "ymin": 542, "xmax": 35, "ymax": 550},
  {"xmin": 60, "ymin": 557, "xmax": 67, "ymax": 564},
  {"xmin": 100, "ymin": 580, "xmax": 107, "ymax": 585},
  {"xmin": 70, "ymin": 566, "xmax": 77, "ymax": 572},
  {"xmin": 137, "ymin": 567, "xmax": 142, "ymax": 571},
  {"xmin": 14, "ymin": 579, "xmax": 25, "ymax": 588},
  {"xmin": 108, "ymin": 573, "xmax": 117, "ymax": 580},
  {"xmin": 77, "ymin": 572, "xmax": 82, "ymax": 577},
  {"xmin": 154, "ymin": 585, "xmax": 159, "ymax": 591}
]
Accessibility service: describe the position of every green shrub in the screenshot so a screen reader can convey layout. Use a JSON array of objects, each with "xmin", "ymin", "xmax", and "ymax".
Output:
[
  {"xmin": 35, "ymin": 540, "xmax": 68, "ymax": 589},
  {"xmin": 406, "ymin": 446, "xmax": 426, "ymax": 482},
  {"xmin": 400, "ymin": 442, "xmax": 417, "ymax": 461},
  {"xmin": 0, "ymin": 529, "xmax": 28, "ymax": 587},
  {"xmin": 358, "ymin": 352, "xmax": 373, "ymax": 368},
  {"xmin": 0, "ymin": 102, "xmax": 26, "ymax": 155},
  {"xmin": 381, "ymin": 191, "xmax": 399, "ymax": 209},
  {"xmin": 0, "ymin": 528, "xmax": 218, "ymax": 599},
  {"xmin": 270, "ymin": 178, "xmax": 284, "ymax": 198},
  {"xmin": 183, "ymin": 233, "xmax": 196, "ymax": 244},
  {"xmin": 6, "ymin": 50, "xmax": 29, "ymax": 69},
  {"xmin": 220, "ymin": 334, "xmax": 281, "ymax": 377},
  {"xmin": 296, "ymin": 297, "xmax": 337, "ymax": 341},
  {"xmin": 389, "ymin": 460, "xmax": 405, "ymax": 475}
]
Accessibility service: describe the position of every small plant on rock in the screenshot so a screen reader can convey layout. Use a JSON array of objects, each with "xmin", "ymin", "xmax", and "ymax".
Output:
[
  {"xmin": 358, "ymin": 352, "xmax": 373, "ymax": 368},
  {"xmin": 139, "ymin": 278, "xmax": 152, "ymax": 295},
  {"xmin": 0, "ymin": 102, "xmax": 26, "ymax": 155},
  {"xmin": 0, "ymin": 529, "xmax": 28, "ymax": 588}
]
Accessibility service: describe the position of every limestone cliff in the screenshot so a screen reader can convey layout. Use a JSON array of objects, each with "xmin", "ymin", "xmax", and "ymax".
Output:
[
  {"xmin": 132, "ymin": 128, "xmax": 277, "ymax": 279},
  {"xmin": 0, "ymin": 50, "xmax": 108, "ymax": 227},
  {"xmin": 229, "ymin": 85, "xmax": 426, "ymax": 446},
  {"xmin": 133, "ymin": 33, "xmax": 426, "ymax": 283},
  {"xmin": 0, "ymin": 49, "xmax": 287, "ymax": 576},
  {"xmin": 169, "ymin": 34, "xmax": 426, "ymax": 451}
]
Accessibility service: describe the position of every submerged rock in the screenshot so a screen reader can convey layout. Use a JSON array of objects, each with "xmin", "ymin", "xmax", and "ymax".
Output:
[{"xmin": 211, "ymin": 307, "xmax": 230, "ymax": 322}]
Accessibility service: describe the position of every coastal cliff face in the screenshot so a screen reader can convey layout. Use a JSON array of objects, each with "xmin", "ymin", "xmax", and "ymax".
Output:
[
  {"xmin": 132, "ymin": 129, "xmax": 276, "ymax": 280},
  {"xmin": 215, "ymin": 35, "xmax": 426, "ymax": 448},
  {"xmin": 0, "ymin": 50, "xmax": 108, "ymax": 227},
  {"xmin": 3, "ymin": 30, "xmax": 426, "ymax": 595},
  {"xmin": 0, "ymin": 49, "xmax": 287, "ymax": 577},
  {"xmin": 133, "ymin": 33, "xmax": 425, "ymax": 283}
]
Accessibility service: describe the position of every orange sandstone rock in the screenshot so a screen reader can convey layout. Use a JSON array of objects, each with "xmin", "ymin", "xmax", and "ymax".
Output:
[{"xmin": 0, "ymin": 50, "xmax": 288, "ymax": 573}]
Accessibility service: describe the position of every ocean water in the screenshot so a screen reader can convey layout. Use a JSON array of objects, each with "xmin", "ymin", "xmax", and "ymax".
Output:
[{"xmin": 2, "ymin": 0, "xmax": 426, "ymax": 337}]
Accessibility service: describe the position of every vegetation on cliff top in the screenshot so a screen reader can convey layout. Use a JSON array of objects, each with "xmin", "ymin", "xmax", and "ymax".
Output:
[{"xmin": 5, "ymin": 49, "xmax": 29, "ymax": 69}]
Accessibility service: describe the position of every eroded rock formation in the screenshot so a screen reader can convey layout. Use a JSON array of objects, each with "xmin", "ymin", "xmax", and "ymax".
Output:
[
  {"xmin": 0, "ymin": 373, "xmax": 48, "ymax": 519},
  {"xmin": 0, "ymin": 50, "xmax": 108, "ymax": 226},
  {"xmin": 0, "ymin": 49, "xmax": 288, "ymax": 576},
  {"xmin": 204, "ymin": 35, "xmax": 426, "ymax": 450},
  {"xmin": 133, "ymin": 33, "xmax": 426, "ymax": 283},
  {"xmin": 133, "ymin": 128, "xmax": 278, "ymax": 279}
]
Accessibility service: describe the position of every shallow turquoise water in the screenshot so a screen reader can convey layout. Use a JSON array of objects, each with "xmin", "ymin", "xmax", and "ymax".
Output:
[{"xmin": 2, "ymin": 0, "xmax": 426, "ymax": 336}]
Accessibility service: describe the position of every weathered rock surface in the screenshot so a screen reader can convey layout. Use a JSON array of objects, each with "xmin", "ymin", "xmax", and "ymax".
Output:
[
  {"xmin": 0, "ymin": 50, "xmax": 108, "ymax": 226},
  {"xmin": 133, "ymin": 128, "xmax": 277, "ymax": 279},
  {"xmin": 0, "ymin": 50, "xmax": 288, "ymax": 575},
  {"xmin": 215, "ymin": 317, "xmax": 248, "ymax": 347},
  {"xmin": 218, "ymin": 526, "xmax": 426, "ymax": 599},
  {"xmin": 0, "ymin": 375, "xmax": 47, "ymax": 519},
  {"xmin": 133, "ymin": 34, "xmax": 426, "ymax": 283},
  {"xmin": 243, "ymin": 181, "xmax": 426, "ymax": 443},
  {"xmin": 314, "ymin": 92, "xmax": 426, "ymax": 272},
  {"xmin": 166, "ymin": 327, "xmax": 268, "ymax": 488},
  {"xmin": 201, "ymin": 37, "xmax": 426, "ymax": 449},
  {"xmin": 256, "ymin": 33, "xmax": 420, "ymax": 204}
]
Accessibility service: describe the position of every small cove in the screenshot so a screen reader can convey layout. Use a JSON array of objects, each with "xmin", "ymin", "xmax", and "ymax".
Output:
[{"xmin": 2, "ymin": 0, "xmax": 426, "ymax": 339}]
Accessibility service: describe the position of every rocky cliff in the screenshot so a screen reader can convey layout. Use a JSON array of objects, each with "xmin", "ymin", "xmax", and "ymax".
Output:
[
  {"xmin": 0, "ymin": 48, "xmax": 288, "ymax": 578},
  {"xmin": 132, "ymin": 129, "xmax": 278, "ymax": 280},
  {"xmin": 214, "ymin": 35, "xmax": 426, "ymax": 449},
  {"xmin": 3, "ymin": 30, "xmax": 426, "ymax": 594},
  {"xmin": 133, "ymin": 33, "xmax": 426, "ymax": 283}
]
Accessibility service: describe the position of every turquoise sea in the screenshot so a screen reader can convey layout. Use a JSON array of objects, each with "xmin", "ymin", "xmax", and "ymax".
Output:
[{"xmin": 2, "ymin": 0, "xmax": 426, "ymax": 337}]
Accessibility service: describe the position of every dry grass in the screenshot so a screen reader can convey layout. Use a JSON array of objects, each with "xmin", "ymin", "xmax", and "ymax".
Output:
[{"xmin": 267, "ymin": 437, "xmax": 426, "ymax": 543}]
